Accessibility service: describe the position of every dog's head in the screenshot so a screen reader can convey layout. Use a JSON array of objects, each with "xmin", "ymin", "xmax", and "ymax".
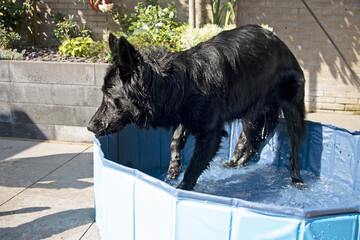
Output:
[{"xmin": 88, "ymin": 34, "xmax": 141, "ymax": 136}]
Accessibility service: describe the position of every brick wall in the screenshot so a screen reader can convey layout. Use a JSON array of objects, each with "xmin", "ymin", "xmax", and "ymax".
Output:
[
  {"xmin": 27, "ymin": 0, "xmax": 360, "ymax": 113},
  {"xmin": 236, "ymin": 0, "xmax": 360, "ymax": 113},
  {"xmin": 36, "ymin": 0, "xmax": 189, "ymax": 45}
]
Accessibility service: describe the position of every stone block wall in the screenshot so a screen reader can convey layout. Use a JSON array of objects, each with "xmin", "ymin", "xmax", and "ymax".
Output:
[{"xmin": 0, "ymin": 61, "xmax": 107, "ymax": 142}]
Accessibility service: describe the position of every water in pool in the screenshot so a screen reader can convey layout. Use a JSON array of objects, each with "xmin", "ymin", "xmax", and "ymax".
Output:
[{"xmin": 164, "ymin": 158, "xmax": 360, "ymax": 211}]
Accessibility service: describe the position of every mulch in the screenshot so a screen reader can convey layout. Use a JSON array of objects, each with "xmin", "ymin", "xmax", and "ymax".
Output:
[{"xmin": 19, "ymin": 46, "xmax": 106, "ymax": 63}]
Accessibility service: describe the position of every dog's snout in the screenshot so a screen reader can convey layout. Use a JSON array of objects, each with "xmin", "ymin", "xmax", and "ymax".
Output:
[{"xmin": 87, "ymin": 120, "xmax": 97, "ymax": 133}]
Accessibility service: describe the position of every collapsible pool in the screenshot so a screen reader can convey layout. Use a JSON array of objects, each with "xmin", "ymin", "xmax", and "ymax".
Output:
[{"xmin": 93, "ymin": 119, "xmax": 360, "ymax": 239}]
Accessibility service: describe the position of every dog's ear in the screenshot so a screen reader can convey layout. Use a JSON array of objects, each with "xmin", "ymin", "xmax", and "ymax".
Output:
[
  {"xmin": 109, "ymin": 34, "xmax": 136, "ymax": 69},
  {"xmin": 109, "ymin": 33, "xmax": 118, "ymax": 55}
]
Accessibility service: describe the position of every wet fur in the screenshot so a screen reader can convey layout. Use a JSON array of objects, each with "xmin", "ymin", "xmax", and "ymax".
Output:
[{"xmin": 88, "ymin": 25, "xmax": 306, "ymax": 190}]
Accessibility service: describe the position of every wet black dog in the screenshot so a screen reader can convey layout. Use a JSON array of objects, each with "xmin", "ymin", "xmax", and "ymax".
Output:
[{"xmin": 88, "ymin": 24, "xmax": 306, "ymax": 190}]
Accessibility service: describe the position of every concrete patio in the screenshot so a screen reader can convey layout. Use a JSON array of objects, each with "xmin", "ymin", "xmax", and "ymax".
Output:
[{"xmin": 0, "ymin": 140, "xmax": 99, "ymax": 239}]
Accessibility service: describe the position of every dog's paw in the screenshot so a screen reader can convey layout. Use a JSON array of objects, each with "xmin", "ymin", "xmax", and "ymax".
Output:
[
  {"xmin": 292, "ymin": 177, "xmax": 307, "ymax": 190},
  {"xmin": 166, "ymin": 165, "xmax": 182, "ymax": 179},
  {"xmin": 293, "ymin": 182, "xmax": 307, "ymax": 190},
  {"xmin": 176, "ymin": 181, "xmax": 194, "ymax": 191},
  {"xmin": 223, "ymin": 160, "xmax": 236, "ymax": 168},
  {"xmin": 223, "ymin": 160, "xmax": 246, "ymax": 168},
  {"xmin": 164, "ymin": 178, "xmax": 178, "ymax": 187}
]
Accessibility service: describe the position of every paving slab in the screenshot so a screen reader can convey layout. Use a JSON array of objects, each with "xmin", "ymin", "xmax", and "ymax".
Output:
[
  {"xmin": 0, "ymin": 139, "xmax": 99, "ymax": 240},
  {"xmin": 306, "ymin": 112, "xmax": 360, "ymax": 131}
]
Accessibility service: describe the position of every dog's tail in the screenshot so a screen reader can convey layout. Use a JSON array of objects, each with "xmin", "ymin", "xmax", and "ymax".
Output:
[{"xmin": 278, "ymin": 70, "xmax": 306, "ymax": 184}]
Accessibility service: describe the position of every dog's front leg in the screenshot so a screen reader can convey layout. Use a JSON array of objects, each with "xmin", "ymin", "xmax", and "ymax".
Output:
[
  {"xmin": 177, "ymin": 131, "xmax": 222, "ymax": 190},
  {"xmin": 167, "ymin": 124, "xmax": 188, "ymax": 179}
]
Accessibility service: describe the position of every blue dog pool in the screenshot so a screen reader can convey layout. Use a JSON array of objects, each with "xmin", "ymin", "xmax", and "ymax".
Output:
[{"xmin": 93, "ymin": 119, "xmax": 360, "ymax": 239}]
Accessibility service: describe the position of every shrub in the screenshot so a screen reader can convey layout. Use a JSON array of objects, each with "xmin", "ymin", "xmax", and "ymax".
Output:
[
  {"xmin": 59, "ymin": 37, "xmax": 95, "ymax": 57},
  {"xmin": 178, "ymin": 24, "xmax": 232, "ymax": 50},
  {"xmin": 58, "ymin": 36, "xmax": 111, "ymax": 62},
  {"xmin": 0, "ymin": 23, "xmax": 21, "ymax": 48},
  {"xmin": 52, "ymin": 14, "xmax": 78, "ymax": 42},
  {"xmin": 110, "ymin": 0, "xmax": 184, "ymax": 52},
  {"xmin": 85, "ymin": 40, "xmax": 112, "ymax": 62},
  {"xmin": 52, "ymin": 13, "xmax": 91, "ymax": 42},
  {"xmin": 0, "ymin": 0, "xmax": 27, "ymax": 31},
  {"xmin": 0, "ymin": 46, "xmax": 25, "ymax": 60}
]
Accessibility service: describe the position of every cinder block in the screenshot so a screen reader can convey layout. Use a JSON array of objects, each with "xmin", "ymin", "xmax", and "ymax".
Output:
[
  {"xmin": 10, "ymin": 122, "xmax": 53, "ymax": 140},
  {"xmin": 85, "ymin": 86, "xmax": 103, "ymax": 107},
  {"xmin": 8, "ymin": 83, "xmax": 53, "ymax": 104},
  {"xmin": 0, "ymin": 82, "xmax": 10, "ymax": 102},
  {"xmin": 51, "ymin": 85, "xmax": 102, "ymax": 107},
  {"xmin": 10, "ymin": 103, "xmax": 95, "ymax": 126},
  {"xmin": 9, "ymin": 61, "xmax": 96, "ymax": 85},
  {"xmin": 0, "ymin": 122, "xmax": 12, "ymax": 137},
  {"xmin": 95, "ymin": 63, "xmax": 109, "ymax": 86},
  {"xmin": 0, "ymin": 61, "xmax": 10, "ymax": 82},
  {"xmin": 54, "ymin": 125, "xmax": 93, "ymax": 142},
  {"xmin": 0, "ymin": 104, "xmax": 11, "ymax": 122},
  {"xmin": 51, "ymin": 85, "xmax": 77, "ymax": 106}
]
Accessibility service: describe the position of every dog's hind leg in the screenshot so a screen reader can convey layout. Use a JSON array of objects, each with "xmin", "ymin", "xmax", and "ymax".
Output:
[
  {"xmin": 224, "ymin": 110, "xmax": 278, "ymax": 168},
  {"xmin": 177, "ymin": 129, "xmax": 223, "ymax": 190},
  {"xmin": 223, "ymin": 119, "xmax": 252, "ymax": 168},
  {"xmin": 167, "ymin": 124, "xmax": 188, "ymax": 179}
]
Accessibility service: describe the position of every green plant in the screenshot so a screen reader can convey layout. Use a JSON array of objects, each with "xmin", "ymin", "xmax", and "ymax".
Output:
[
  {"xmin": 211, "ymin": 0, "xmax": 237, "ymax": 26},
  {"xmin": 110, "ymin": 0, "xmax": 183, "ymax": 52},
  {"xmin": 260, "ymin": 24, "xmax": 274, "ymax": 33},
  {"xmin": 52, "ymin": 14, "xmax": 91, "ymax": 43},
  {"xmin": 52, "ymin": 14, "xmax": 78, "ymax": 42},
  {"xmin": 0, "ymin": 22, "xmax": 21, "ymax": 48},
  {"xmin": 0, "ymin": 0, "xmax": 28, "ymax": 31},
  {"xmin": 59, "ymin": 37, "xmax": 111, "ymax": 62},
  {"xmin": 86, "ymin": 40, "xmax": 112, "ymax": 62},
  {"xmin": 129, "ymin": 3, "xmax": 178, "ymax": 34},
  {"xmin": 78, "ymin": 24, "xmax": 92, "ymax": 38},
  {"xmin": 178, "ymin": 24, "xmax": 232, "ymax": 50},
  {"xmin": 0, "ymin": 46, "xmax": 25, "ymax": 60},
  {"xmin": 59, "ymin": 36, "xmax": 96, "ymax": 57}
]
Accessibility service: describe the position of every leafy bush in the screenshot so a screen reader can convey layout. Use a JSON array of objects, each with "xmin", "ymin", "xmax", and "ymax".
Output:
[
  {"xmin": 85, "ymin": 40, "xmax": 112, "ymax": 62},
  {"xmin": 128, "ymin": 2, "xmax": 178, "ymax": 34},
  {"xmin": 0, "ymin": 46, "xmax": 25, "ymax": 60},
  {"xmin": 178, "ymin": 24, "xmax": 231, "ymax": 50},
  {"xmin": 0, "ymin": 0, "xmax": 27, "ymax": 31},
  {"xmin": 0, "ymin": 23, "xmax": 21, "ymax": 48},
  {"xmin": 59, "ymin": 36, "xmax": 111, "ymax": 62},
  {"xmin": 59, "ymin": 37, "xmax": 95, "ymax": 57},
  {"xmin": 52, "ymin": 13, "xmax": 91, "ymax": 42},
  {"xmin": 110, "ymin": 0, "xmax": 184, "ymax": 52}
]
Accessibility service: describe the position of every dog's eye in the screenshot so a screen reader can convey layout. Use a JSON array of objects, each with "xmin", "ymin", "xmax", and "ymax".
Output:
[{"xmin": 105, "ymin": 96, "xmax": 113, "ymax": 102}]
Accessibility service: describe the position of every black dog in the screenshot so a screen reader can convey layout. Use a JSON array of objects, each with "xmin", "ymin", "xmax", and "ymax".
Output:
[{"xmin": 88, "ymin": 24, "xmax": 306, "ymax": 190}]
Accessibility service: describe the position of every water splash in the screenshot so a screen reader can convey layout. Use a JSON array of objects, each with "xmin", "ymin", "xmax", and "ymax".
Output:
[{"xmin": 164, "ymin": 158, "xmax": 360, "ymax": 211}]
